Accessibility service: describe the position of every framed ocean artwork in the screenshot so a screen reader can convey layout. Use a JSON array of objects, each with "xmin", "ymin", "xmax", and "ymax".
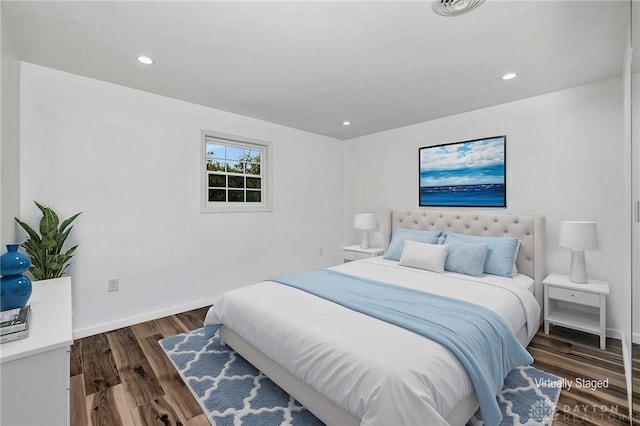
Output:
[{"xmin": 419, "ymin": 135, "xmax": 506, "ymax": 207}]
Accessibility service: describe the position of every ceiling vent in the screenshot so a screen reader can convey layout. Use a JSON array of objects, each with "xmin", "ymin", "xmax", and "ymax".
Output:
[{"xmin": 432, "ymin": 0, "xmax": 485, "ymax": 17}]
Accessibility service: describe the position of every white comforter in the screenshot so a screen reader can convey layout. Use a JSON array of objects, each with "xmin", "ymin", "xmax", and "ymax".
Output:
[{"xmin": 204, "ymin": 258, "xmax": 540, "ymax": 425}]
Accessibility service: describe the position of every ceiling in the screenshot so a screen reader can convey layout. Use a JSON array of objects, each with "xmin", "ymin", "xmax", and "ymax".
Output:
[{"xmin": 2, "ymin": 1, "xmax": 629, "ymax": 140}]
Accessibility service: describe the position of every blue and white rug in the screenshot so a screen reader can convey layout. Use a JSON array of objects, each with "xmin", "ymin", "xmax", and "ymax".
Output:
[{"xmin": 159, "ymin": 328, "xmax": 561, "ymax": 426}]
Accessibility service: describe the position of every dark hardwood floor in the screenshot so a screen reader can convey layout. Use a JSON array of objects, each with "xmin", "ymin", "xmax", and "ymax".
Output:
[
  {"xmin": 529, "ymin": 326, "xmax": 634, "ymax": 425},
  {"xmin": 70, "ymin": 307, "xmax": 211, "ymax": 426},
  {"xmin": 70, "ymin": 309, "xmax": 635, "ymax": 425}
]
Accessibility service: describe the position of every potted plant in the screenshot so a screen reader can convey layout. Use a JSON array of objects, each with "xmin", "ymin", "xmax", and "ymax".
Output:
[{"xmin": 14, "ymin": 202, "xmax": 82, "ymax": 280}]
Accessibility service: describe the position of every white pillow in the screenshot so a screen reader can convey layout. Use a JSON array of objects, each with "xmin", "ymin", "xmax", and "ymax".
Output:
[{"xmin": 399, "ymin": 240, "xmax": 449, "ymax": 273}]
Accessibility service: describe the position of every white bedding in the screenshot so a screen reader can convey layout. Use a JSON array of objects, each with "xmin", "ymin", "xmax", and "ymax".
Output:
[
  {"xmin": 511, "ymin": 272, "xmax": 535, "ymax": 294},
  {"xmin": 204, "ymin": 257, "xmax": 540, "ymax": 425}
]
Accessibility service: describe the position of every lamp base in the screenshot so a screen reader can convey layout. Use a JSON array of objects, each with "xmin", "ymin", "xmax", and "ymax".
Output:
[
  {"xmin": 360, "ymin": 230, "xmax": 370, "ymax": 249},
  {"xmin": 569, "ymin": 249, "xmax": 588, "ymax": 284}
]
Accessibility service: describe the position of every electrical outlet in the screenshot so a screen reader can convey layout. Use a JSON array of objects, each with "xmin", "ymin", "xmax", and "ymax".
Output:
[{"xmin": 108, "ymin": 278, "xmax": 119, "ymax": 292}]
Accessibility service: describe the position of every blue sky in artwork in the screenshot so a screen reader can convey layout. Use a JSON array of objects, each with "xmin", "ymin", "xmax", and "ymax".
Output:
[{"xmin": 420, "ymin": 137, "xmax": 505, "ymax": 187}]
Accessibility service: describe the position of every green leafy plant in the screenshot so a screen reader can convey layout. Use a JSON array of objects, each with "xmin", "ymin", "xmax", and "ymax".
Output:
[{"xmin": 14, "ymin": 202, "xmax": 82, "ymax": 281}]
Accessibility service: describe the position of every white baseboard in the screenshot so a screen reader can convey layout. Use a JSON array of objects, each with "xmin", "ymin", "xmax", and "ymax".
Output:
[
  {"xmin": 606, "ymin": 327, "xmax": 625, "ymax": 341},
  {"xmin": 634, "ymin": 331, "xmax": 640, "ymax": 345},
  {"xmin": 72, "ymin": 297, "xmax": 218, "ymax": 340}
]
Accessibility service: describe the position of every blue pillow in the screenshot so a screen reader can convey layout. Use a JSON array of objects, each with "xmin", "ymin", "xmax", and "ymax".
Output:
[
  {"xmin": 444, "ymin": 241, "xmax": 489, "ymax": 277},
  {"xmin": 444, "ymin": 233, "xmax": 519, "ymax": 278},
  {"xmin": 384, "ymin": 228, "xmax": 442, "ymax": 261}
]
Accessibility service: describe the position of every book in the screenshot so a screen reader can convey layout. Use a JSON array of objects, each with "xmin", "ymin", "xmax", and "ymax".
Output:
[
  {"xmin": 0, "ymin": 305, "xmax": 31, "ymax": 335},
  {"xmin": 0, "ymin": 327, "xmax": 29, "ymax": 343},
  {"xmin": 0, "ymin": 305, "xmax": 32, "ymax": 343}
]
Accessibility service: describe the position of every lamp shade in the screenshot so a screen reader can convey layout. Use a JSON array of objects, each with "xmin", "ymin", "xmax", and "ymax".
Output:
[
  {"xmin": 353, "ymin": 213, "xmax": 376, "ymax": 230},
  {"xmin": 559, "ymin": 221, "xmax": 598, "ymax": 250}
]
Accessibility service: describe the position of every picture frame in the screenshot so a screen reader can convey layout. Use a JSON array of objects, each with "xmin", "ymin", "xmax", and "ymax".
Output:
[{"xmin": 419, "ymin": 135, "xmax": 506, "ymax": 207}]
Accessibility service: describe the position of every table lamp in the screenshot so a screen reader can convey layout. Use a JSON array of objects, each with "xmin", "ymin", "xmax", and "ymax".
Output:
[
  {"xmin": 559, "ymin": 221, "xmax": 597, "ymax": 284},
  {"xmin": 354, "ymin": 214, "xmax": 377, "ymax": 249}
]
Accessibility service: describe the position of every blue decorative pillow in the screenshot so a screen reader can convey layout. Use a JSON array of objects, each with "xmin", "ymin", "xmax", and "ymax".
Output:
[
  {"xmin": 444, "ymin": 241, "xmax": 489, "ymax": 277},
  {"xmin": 384, "ymin": 228, "xmax": 442, "ymax": 261},
  {"xmin": 444, "ymin": 233, "xmax": 519, "ymax": 278}
]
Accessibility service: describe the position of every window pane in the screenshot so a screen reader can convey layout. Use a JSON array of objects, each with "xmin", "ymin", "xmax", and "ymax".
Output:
[
  {"xmin": 246, "ymin": 191, "xmax": 261, "ymax": 203},
  {"xmin": 246, "ymin": 163, "xmax": 261, "ymax": 175},
  {"xmin": 226, "ymin": 146, "xmax": 243, "ymax": 161},
  {"xmin": 209, "ymin": 174, "xmax": 226, "ymax": 188},
  {"xmin": 228, "ymin": 190, "xmax": 244, "ymax": 202},
  {"xmin": 250, "ymin": 149, "xmax": 261, "ymax": 163},
  {"xmin": 205, "ymin": 143, "xmax": 215, "ymax": 158},
  {"xmin": 246, "ymin": 177, "xmax": 261, "ymax": 189},
  {"xmin": 227, "ymin": 160, "xmax": 244, "ymax": 173},
  {"xmin": 206, "ymin": 143, "xmax": 225, "ymax": 160},
  {"xmin": 243, "ymin": 149, "xmax": 261, "ymax": 163},
  {"xmin": 207, "ymin": 160, "xmax": 225, "ymax": 172},
  {"xmin": 228, "ymin": 175, "xmax": 244, "ymax": 188},
  {"xmin": 208, "ymin": 189, "xmax": 226, "ymax": 202}
]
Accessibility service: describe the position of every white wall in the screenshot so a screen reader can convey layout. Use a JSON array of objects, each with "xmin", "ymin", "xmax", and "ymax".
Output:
[
  {"xmin": 17, "ymin": 62, "xmax": 631, "ymax": 338},
  {"xmin": 0, "ymin": 4, "xmax": 21, "ymax": 247},
  {"xmin": 344, "ymin": 77, "xmax": 628, "ymax": 334},
  {"xmin": 20, "ymin": 63, "xmax": 344, "ymax": 337}
]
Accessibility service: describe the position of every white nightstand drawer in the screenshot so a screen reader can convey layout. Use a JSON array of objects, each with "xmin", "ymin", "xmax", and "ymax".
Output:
[
  {"xmin": 341, "ymin": 246, "xmax": 384, "ymax": 263},
  {"xmin": 548, "ymin": 286, "xmax": 600, "ymax": 307},
  {"xmin": 343, "ymin": 250, "xmax": 370, "ymax": 261}
]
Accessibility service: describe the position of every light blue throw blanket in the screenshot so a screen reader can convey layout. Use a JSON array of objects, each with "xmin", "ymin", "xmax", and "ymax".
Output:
[{"xmin": 269, "ymin": 269, "xmax": 533, "ymax": 426}]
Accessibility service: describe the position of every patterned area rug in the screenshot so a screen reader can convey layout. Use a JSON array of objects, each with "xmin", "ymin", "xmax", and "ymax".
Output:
[{"xmin": 159, "ymin": 328, "xmax": 562, "ymax": 426}]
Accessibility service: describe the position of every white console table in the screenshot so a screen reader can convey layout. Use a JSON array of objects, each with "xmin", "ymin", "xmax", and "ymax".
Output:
[{"xmin": 0, "ymin": 277, "xmax": 73, "ymax": 426}]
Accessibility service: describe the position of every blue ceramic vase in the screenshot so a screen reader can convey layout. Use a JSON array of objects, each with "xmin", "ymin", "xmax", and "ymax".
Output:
[{"xmin": 1, "ymin": 244, "xmax": 32, "ymax": 311}]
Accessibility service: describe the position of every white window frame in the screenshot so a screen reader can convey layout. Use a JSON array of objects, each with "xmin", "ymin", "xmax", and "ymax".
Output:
[{"xmin": 201, "ymin": 130, "xmax": 273, "ymax": 213}]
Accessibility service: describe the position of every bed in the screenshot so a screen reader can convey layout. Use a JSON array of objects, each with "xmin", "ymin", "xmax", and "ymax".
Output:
[{"xmin": 204, "ymin": 209, "xmax": 546, "ymax": 425}]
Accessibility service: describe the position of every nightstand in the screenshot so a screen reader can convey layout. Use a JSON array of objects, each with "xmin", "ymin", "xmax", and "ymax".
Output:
[
  {"xmin": 543, "ymin": 273, "xmax": 609, "ymax": 350},
  {"xmin": 342, "ymin": 245, "xmax": 384, "ymax": 263}
]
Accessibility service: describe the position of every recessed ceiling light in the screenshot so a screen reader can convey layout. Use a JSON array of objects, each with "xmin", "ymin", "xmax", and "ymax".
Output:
[
  {"xmin": 137, "ymin": 56, "xmax": 154, "ymax": 65},
  {"xmin": 502, "ymin": 73, "xmax": 517, "ymax": 80},
  {"xmin": 342, "ymin": 121, "xmax": 351, "ymax": 126}
]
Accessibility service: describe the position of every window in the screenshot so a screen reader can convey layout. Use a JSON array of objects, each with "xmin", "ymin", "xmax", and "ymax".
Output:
[{"xmin": 201, "ymin": 131, "xmax": 272, "ymax": 212}]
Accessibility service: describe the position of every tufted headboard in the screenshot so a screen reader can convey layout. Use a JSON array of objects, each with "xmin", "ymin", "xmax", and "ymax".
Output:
[{"xmin": 383, "ymin": 209, "xmax": 547, "ymax": 310}]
